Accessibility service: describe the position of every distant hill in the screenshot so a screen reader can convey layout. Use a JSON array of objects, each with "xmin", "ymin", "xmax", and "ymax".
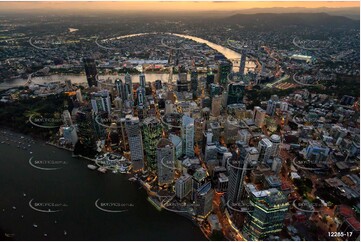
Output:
[
  {"xmin": 219, "ymin": 12, "xmax": 359, "ymax": 29},
  {"xmin": 225, "ymin": 7, "xmax": 360, "ymax": 20}
]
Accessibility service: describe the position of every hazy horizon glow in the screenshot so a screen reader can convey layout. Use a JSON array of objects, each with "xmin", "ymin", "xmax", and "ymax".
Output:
[{"xmin": 0, "ymin": 1, "xmax": 359, "ymax": 12}]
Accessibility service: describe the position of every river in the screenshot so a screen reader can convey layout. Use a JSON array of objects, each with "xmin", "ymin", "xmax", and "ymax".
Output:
[
  {"xmin": 0, "ymin": 129, "xmax": 206, "ymax": 240},
  {"xmin": 0, "ymin": 32, "xmax": 256, "ymax": 90}
]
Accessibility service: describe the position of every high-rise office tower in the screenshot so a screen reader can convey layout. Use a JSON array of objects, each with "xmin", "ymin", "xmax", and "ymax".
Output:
[
  {"xmin": 136, "ymin": 86, "xmax": 146, "ymax": 107},
  {"xmin": 244, "ymin": 146, "xmax": 260, "ymax": 164},
  {"xmin": 271, "ymin": 157, "xmax": 282, "ymax": 174},
  {"xmin": 258, "ymin": 138, "xmax": 273, "ymax": 163},
  {"xmin": 204, "ymin": 143, "xmax": 218, "ymax": 163},
  {"xmin": 90, "ymin": 90, "xmax": 111, "ymax": 114},
  {"xmin": 269, "ymin": 134, "xmax": 281, "ymax": 157},
  {"xmin": 191, "ymin": 167, "xmax": 207, "ymax": 201},
  {"xmin": 209, "ymin": 121, "xmax": 221, "ymax": 143},
  {"xmin": 221, "ymin": 152, "xmax": 233, "ymax": 167},
  {"xmin": 194, "ymin": 118, "xmax": 206, "ymax": 145},
  {"xmin": 227, "ymin": 81, "xmax": 245, "ymax": 105},
  {"xmin": 266, "ymin": 99, "xmax": 277, "ymax": 116},
  {"xmin": 142, "ymin": 117, "xmax": 163, "ymax": 171},
  {"xmin": 115, "ymin": 79, "xmax": 124, "ymax": 100},
  {"xmin": 218, "ymin": 60, "xmax": 232, "ymax": 87},
  {"xmin": 177, "ymin": 72, "xmax": 189, "ymax": 92},
  {"xmin": 224, "ymin": 117, "xmax": 239, "ymax": 145},
  {"xmin": 195, "ymin": 182, "xmax": 214, "ymax": 218},
  {"xmin": 125, "ymin": 115, "xmax": 144, "ymax": 171},
  {"xmin": 83, "ymin": 57, "xmax": 98, "ymax": 88},
  {"xmin": 237, "ymin": 129, "xmax": 252, "ymax": 144},
  {"xmin": 254, "ymin": 106, "xmax": 266, "ymax": 128},
  {"xmin": 242, "ymin": 186, "xmax": 289, "ymax": 240},
  {"xmin": 181, "ymin": 115, "xmax": 195, "ymax": 157},
  {"xmin": 227, "ymin": 159, "xmax": 246, "ymax": 205},
  {"xmin": 209, "ymin": 83, "xmax": 223, "ymax": 98},
  {"xmin": 175, "ymin": 174, "xmax": 192, "ymax": 200},
  {"xmin": 157, "ymin": 138, "xmax": 175, "ymax": 186},
  {"xmin": 206, "ymin": 71, "xmax": 215, "ymax": 89},
  {"xmin": 190, "ymin": 70, "xmax": 198, "ymax": 95},
  {"xmin": 139, "ymin": 73, "xmax": 146, "ymax": 89},
  {"xmin": 169, "ymin": 134, "xmax": 183, "ymax": 159},
  {"xmin": 124, "ymin": 73, "xmax": 133, "ymax": 101},
  {"xmin": 203, "ymin": 129, "xmax": 213, "ymax": 146},
  {"xmin": 211, "ymin": 95, "xmax": 222, "ymax": 117},
  {"xmin": 227, "ymin": 143, "xmax": 258, "ymax": 204},
  {"xmin": 266, "ymin": 95, "xmax": 279, "ymax": 116},
  {"xmin": 266, "ymin": 99, "xmax": 276, "ymax": 116}
]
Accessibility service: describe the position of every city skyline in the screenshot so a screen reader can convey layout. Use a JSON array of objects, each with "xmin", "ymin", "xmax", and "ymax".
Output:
[{"xmin": 0, "ymin": 2, "xmax": 359, "ymax": 241}]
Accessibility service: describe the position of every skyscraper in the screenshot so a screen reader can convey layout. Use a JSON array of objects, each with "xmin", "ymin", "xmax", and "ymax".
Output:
[
  {"xmin": 136, "ymin": 86, "xmax": 146, "ymax": 107},
  {"xmin": 125, "ymin": 115, "xmax": 144, "ymax": 171},
  {"xmin": 175, "ymin": 174, "xmax": 192, "ymax": 200},
  {"xmin": 266, "ymin": 98, "xmax": 278, "ymax": 116},
  {"xmin": 157, "ymin": 138, "xmax": 175, "ymax": 186},
  {"xmin": 258, "ymin": 138, "xmax": 273, "ymax": 163},
  {"xmin": 269, "ymin": 95, "xmax": 279, "ymax": 115},
  {"xmin": 211, "ymin": 95, "xmax": 222, "ymax": 117},
  {"xmin": 242, "ymin": 186, "xmax": 289, "ymax": 240},
  {"xmin": 227, "ymin": 144, "xmax": 258, "ymax": 204},
  {"xmin": 269, "ymin": 134, "xmax": 281, "ymax": 158},
  {"xmin": 90, "ymin": 90, "xmax": 111, "ymax": 114},
  {"xmin": 169, "ymin": 133, "xmax": 183, "ymax": 159},
  {"xmin": 210, "ymin": 83, "xmax": 223, "ymax": 98},
  {"xmin": 206, "ymin": 71, "xmax": 215, "ymax": 89},
  {"xmin": 142, "ymin": 117, "xmax": 163, "ymax": 171},
  {"xmin": 227, "ymin": 81, "xmax": 245, "ymax": 105},
  {"xmin": 224, "ymin": 117, "xmax": 239, "ymax": 145},
  {"xmin": 115, "ymin": 79, "xmax": 124, "ymax": 100},
  {"xmin": 190, "ymin": 70, "xmax": 198, "ymax": 96},
  {"xmin": 218, "ymin": 60, "xmax": 232, "ymax": 87},
  {"xmin": 254, "ymin": 106, "xmax": 266, "ymax": 128},
  {"xmin": 139, "ymin": 73, "xmax": 146, "ymax": 89},
  {"xmin": 177, "ymin": 72, "xmax": 189, "ymax": 92},
  {"xmin": 195, "ymin": 182, "xmax": 214, "ymax": 218},
  {"xmin": 194, "ymin": 118, "xmax": 206, "ymax": 145},
  {"xmin": 271, "ymin": 157, "xmax": 282, "ymax": 174},
  {"xmin": 124, "ymin": 73, "xmax": 133, "ymax": 101},
  {"xmin": 83, "ymin": 57, "xmax": 98, "ymax": 88},
  {"xmin": 209, "ymin": 121, "xmax": 221, "ymax": 143},
  {"xmin": 181, "ymin": 115, "xmax": 195, "ymax": 157}
]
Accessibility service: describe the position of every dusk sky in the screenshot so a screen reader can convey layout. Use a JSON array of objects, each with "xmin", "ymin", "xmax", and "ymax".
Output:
[{"xmin": 0, "ymin": 1, "xmax": 359, "ymax": 12}]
